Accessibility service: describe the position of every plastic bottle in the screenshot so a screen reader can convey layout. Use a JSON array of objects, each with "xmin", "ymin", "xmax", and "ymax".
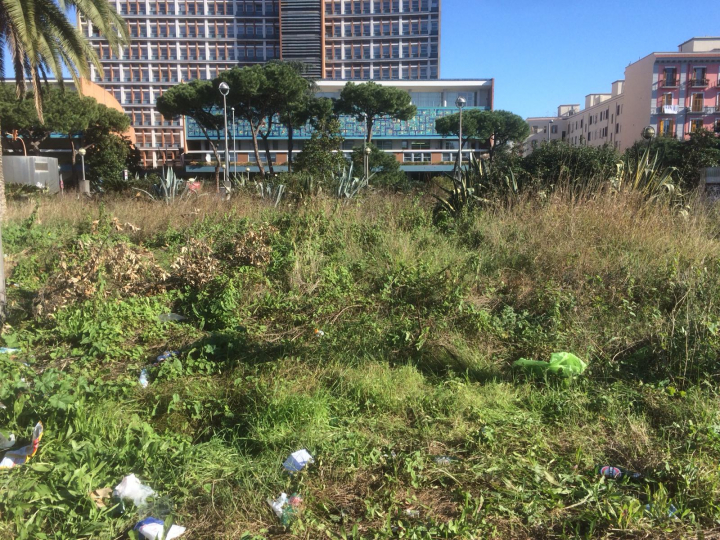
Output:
[
  {"xmin": 598, "ymin": 465, "xmax": 641, "ymax": 480},
  {"xmin": 139, "ymin": 369, "xmax": 149, "ymax": 388}
]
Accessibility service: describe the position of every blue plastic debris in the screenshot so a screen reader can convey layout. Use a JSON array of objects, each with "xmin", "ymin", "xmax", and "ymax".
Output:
[
  {"xmin": 134, "ymin": 517, "xmax": 186, "ymax": 539},
  {"xmin": 283, "ymin": 449, "xmax": 314, "ymax": 474},
  {"xmin": 598, "ymin": 466, "xmax": 641, "ymax": 480},
  {"xmin": 155, "ymin": 351, "xmax": 179, "ymax": 364}
]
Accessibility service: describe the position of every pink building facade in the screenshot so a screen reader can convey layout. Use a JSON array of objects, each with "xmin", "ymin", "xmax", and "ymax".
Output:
[
  {"xmin": 652, "ymin": 55, "xmax": 720, "ymax": 139},
  {"xmin": 525, "ymin": 37, "xmax": 720, "ymax": 155}
]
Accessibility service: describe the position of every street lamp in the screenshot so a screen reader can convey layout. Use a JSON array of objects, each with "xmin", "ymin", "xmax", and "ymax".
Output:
[
  {"xmin": 547, "ymin": 119, "xmax": 554, "ymax": 143},
  {"xmin": 455, "ymin": 96, "xmax": 466, "ymax": 179},
  {"xmin": 642, "ymin": 126, "xmax": 656, "ymax": 144},
  {"xmin": 231, "ymin": 107, "xmax": 237, "ymax": 177},
  {"xmin": 362, "ymin": 113, "xmax": 370, "ymax": 181},
  {"xmin": 78, "ymin": 147, "xmax": 88, "ymax": 195},
  {"xmin": 364, "ymin": 145, "xmax": 372, "ymax": 180},
  {"xmin": 218, "ymin": 81, "xmax": 230, "ymax": 192}
]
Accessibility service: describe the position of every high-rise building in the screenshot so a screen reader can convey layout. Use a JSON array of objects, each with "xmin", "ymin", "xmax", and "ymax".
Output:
[
  {"xmin": 81, "ymin": 0, "xmax": 443, "ymax": 167},
  {"xmin": 322, "ymin": 0, "xmax": 440, "ymax": 81},
  {"xmin": 525, "ymin": 37, "xmax": 720, "ymax": 155}
]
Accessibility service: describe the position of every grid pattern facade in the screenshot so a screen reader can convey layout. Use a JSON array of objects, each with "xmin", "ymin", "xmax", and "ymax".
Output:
[
  {"xmin": 82, "ymin": 0, "xmax": 280, "ymax": 166},
  {"xmin": 83, "ymin": 0, "xmax": 440, "ymax": 166},
  {"xmin": 323, "ymin": 0, "xmax": 440, "ymax": 80}
]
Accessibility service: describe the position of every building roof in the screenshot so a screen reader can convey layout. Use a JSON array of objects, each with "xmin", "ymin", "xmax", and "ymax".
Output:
[{"xmin": 316, "ymin": 79, "xmax": 493, "ymax": 90}]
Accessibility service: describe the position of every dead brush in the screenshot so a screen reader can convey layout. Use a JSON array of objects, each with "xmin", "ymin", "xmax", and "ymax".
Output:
[
  {"xmin": 35, "ymin": 238, "xmax": 170, "ymax": 316},
  {"xmin": 227, "ymin": 224, "xmax": 277, "ymax": 268},
  {"xmin": 170, "ymin": 238, "xmax": 220, "ymax": 288}
]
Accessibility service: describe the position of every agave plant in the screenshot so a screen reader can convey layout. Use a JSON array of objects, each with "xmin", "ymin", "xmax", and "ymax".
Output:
[
  {"xmin": 615, "ymin": 146, "xmax": 680, "ymax": 202},
  {"xmin": 335, "ymin": 163, "xmax": 373, "ymax": 199},
  {"xmin": 433, "ymin": 154, "xmax": 491, "ymax": 218},
  {"xmin": 255, "ymin": 180, "xmax": 286, "ymax": 207},
  {"xmin": 133, "ymin": 169, "xmax": 195, "ymax": 203}
]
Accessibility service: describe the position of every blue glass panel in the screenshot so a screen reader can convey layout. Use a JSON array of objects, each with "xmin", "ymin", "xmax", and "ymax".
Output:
[{"xmin": 186, "ymin": 107, "xmax": 489, "ymax": 141}]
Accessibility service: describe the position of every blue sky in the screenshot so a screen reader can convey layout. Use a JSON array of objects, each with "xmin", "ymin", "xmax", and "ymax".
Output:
[{"xmin": 440, "ymin": 0, "xmax": 720, "ymax": 119}]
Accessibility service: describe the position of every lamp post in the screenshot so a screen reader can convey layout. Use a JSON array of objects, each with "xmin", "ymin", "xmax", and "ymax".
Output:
[
  {"xmin": 362, "ymin": 113, "xmax": 369, "ymax": 180},
  {"xmin": 78, "ymin": 147, "xmax": 88, "ymax": 195},
  {"xmin": 455, "ymin": 96, "xmax": 466, "ymax": 179},
  {"xmin": 231, "ymin": 107, "xmax": 236, "ymax": 177},
  {"xmin": 218, "ymin": 81, "xmax": 230, "ymax": 193},
  {"xmin": 547, "ymin": 119, "xmax": 554, "ymax": 143},
  {"xmin": 364, "ymin": 145, "xmax": 371, "ymax": 180},
  {"xmin": 642, "ymin": 126, "xmax": 656, "ymax": 147}
]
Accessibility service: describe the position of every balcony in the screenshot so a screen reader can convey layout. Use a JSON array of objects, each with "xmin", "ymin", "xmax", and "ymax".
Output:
[
  {"xmin": 656, "ymin": 105, "xmax": 683, "ymax": 114},
  {"xmin": 688, "ymin": 106, "xmax": 719, "ymax": 114},
  {"xmin": 660, "ymin": 78, "xmax": 678, "ymax": 88},
  {"xmin": 689, "ymin": 78, "xmax": 709, "ymax": 87}
]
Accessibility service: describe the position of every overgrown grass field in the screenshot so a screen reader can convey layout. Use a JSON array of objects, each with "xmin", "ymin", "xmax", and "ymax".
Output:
[{"xmin": 2, "ymin": 191, "xmax": 720, "ymax": 539}]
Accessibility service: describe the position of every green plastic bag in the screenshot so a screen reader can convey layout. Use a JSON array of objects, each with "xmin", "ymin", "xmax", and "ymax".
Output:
[{"xmin": 513, "ymin": 352, "xmax": 587, "ymax": 378}]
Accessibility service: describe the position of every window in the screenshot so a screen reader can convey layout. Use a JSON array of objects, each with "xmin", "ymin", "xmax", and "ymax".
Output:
[
  {"xmin": 663, "ymin": 67, "xmax": 677, "ymax": 86},
  {"xmin": 659, "ymin": 119, "xmax": 674, "ymax": 137},
  {"xmin": 550, "ymin": 125, "xmax": 558, "ymax": 134},
  {"xmin": 692, "ymin": 67, "xmax": 707, "ymax": 86},
  {"xmin": 660, "ymin": 93, "xmax": 673, "ymax": 107},
  {"xmin": 376, "ymin": 140, "xmax": 393, "ymax": 150},
  {"xmin": 690, "ymin": 119, "xmax": 704, "ymax": 133},
  {"xmin": 691, "ymin": 93, "xmax": 704, "ymax": 113}
]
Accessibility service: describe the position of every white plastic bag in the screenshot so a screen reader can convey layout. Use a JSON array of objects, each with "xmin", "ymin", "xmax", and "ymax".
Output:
[
  {"xmin": 267, "ymin": 492, "xmax": 288, "ymax": 518},
  {"xmin": 113, "ymin": 474, "xmax": 156, "ymax": 507}
]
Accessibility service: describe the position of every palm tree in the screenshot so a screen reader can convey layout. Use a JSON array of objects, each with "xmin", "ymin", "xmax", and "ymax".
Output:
[{"xmin": 0, "ymin": 0, "xmax": 129, "ymax": 313}]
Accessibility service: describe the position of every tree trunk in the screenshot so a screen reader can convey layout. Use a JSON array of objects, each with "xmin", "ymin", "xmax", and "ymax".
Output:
[
  {"xmin": 250, "ymin": 125, "xmax": 265, "ymax": 176},
  {"xmin": 70, "ymin": 139, "xmax": 76, "ymax": 185},
  {"xmin": 261, "ymin": 134, "xmax": 274, "ymax": 176},
  {"xmin": 260, "ymin": 117, "xmax": 275, "ymax": 176},
  {"xmin": 287, "ymin": 125, "xmax": 294, "ymax": 174},
  {"xmin": 209, "ymin": 141, "xmax": 222, "ymax": 193},
  {"xmin": 366, "ymin": 117, "xmax": 373, "ymax": 144},
  {"xmin": 0, "ymin": 118, "xmax": 7, "ymax": 320}
]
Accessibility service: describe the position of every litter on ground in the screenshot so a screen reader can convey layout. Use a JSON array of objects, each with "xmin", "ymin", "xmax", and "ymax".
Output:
[
  {"xmin": 283, "ymin": 449, "xmax": 314, "ymax": 473},
  {"xmin": 0, "ymin": 422, "xmax": 43, "ymax": 469},
  {"xmin": 90, "ymin": 487, "xmax": 113, "ymax": 509},
  {"xmin": 598, "ymin": 466, "xmax": 642, "ymax": 480},
  {"xmin": 155, "ymin": 351, "xmax": 179, "ymax": 364},
  {"xmin": 513, "ymin": 352, "xmax": 587, "ymax": 377},
  {"xmin": 113, "ymin": 474, "xmax": 156, "ymax": 508},
  {"xmin": 139, "ymin": 369, "xmax": 149, "ymax": 388},
  {"xmin": 0, "ymin": 348, "xmax": 21, "ymax": 354},
  {"xmin": 158, "ymin": 314, "xmax": 187, "ymax": 323},
  {"xmin": 133, "ymin": 517, "xmax": 186, "ymax": 540},
  {"xmin": 0, "ymin": 432, "xmax": 15, "ymax": 451},
  {"xmin": 267, "ymin": 492, "xmax": 303, "ymax": 526}
]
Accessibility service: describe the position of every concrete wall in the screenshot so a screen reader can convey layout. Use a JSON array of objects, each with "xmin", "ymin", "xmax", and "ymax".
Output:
[{"xmin": 621, "ymin": 54, "xmax": 656, "ymax": 147}]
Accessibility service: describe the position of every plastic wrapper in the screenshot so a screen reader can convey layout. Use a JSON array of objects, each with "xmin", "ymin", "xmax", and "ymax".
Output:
[
  {"xmin": 0, "ymin": 422, "xmax": 43, "ymax": 469},
  {"xmin": 133, "ymin": 517, "xmax": 186, "ymax": 540},
  {"xmin": 113, "ymin": 474, "xmax": 156, "ymax": 507},
  {"xmin": 283, "ymin": 449, "xmax": 314, "ymax": 473}
]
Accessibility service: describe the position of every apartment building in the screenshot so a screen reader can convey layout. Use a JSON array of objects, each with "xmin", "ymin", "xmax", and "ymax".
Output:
[
  {"xmin": 184, "ymin": 79, "xmax": 493, "ymax": 173},
  {"xmin": 80, "ymin": 0, "xmax": 442, "ymax": 168},
  {"xmin": 525, "ymin": 37, "xmax": 720, "ymax": 155}
]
